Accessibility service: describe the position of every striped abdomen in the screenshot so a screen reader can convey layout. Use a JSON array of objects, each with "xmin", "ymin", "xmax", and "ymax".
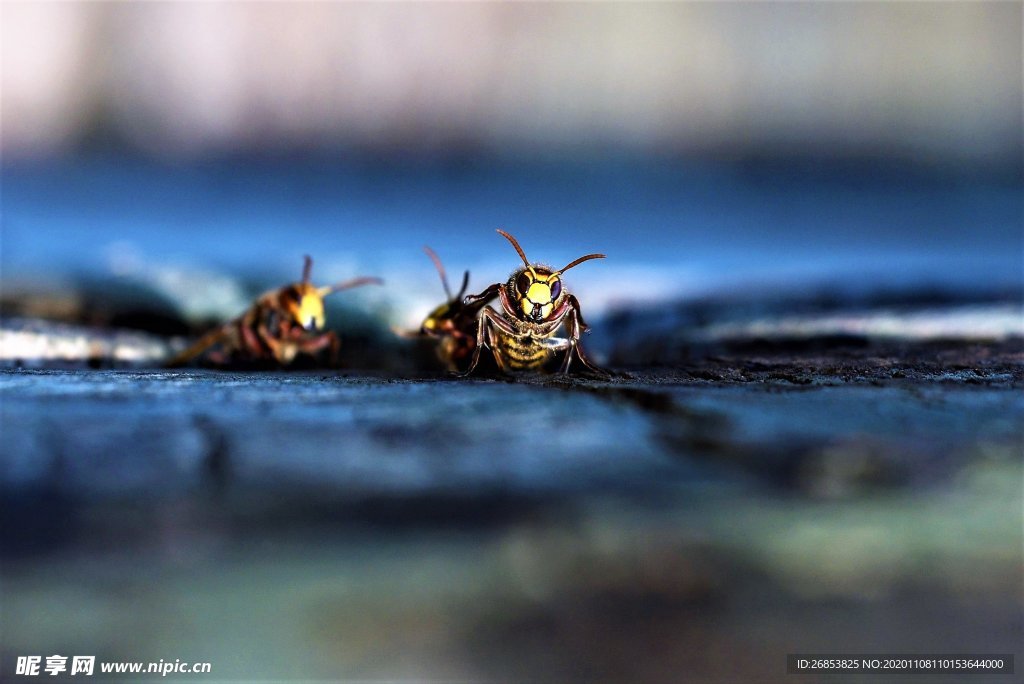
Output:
[{"xmin": 495, "ymin": 331, "xmax": 551, "ymax": 371}]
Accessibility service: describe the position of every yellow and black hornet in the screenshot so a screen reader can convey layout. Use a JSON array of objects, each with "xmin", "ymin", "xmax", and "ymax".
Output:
[
  {"xmin": 461, "ymin": 229, "xmax": 605, "ymax": 375},
  {"xmin": 167, "ymin": 256, "xmax": 382, "ymax": 367},
  {"xmin": 417, "ymin": 246, "xmax": 496, "ymax": 372}
]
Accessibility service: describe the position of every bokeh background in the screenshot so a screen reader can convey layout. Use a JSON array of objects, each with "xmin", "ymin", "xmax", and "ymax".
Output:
[
  {"xmin": 3, "ymin": 1, "xmax": 1021, "ymax": 332},
  {"xmin": 2, "ymin": 2, "xmax": 1022, "ymax": 682}
]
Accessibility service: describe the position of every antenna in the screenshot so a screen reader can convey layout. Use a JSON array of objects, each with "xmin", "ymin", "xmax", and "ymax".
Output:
[
  {"xmin": 555, "ymin": 253, "xmax": 605, "ymax": 274},
  {"xmin": 301, "ymin": 255, "xmax": 313, "ymax": 284},
  {"xmin": 497, "ymin": 229, "xmax": 537, "ymax": 277},
  {"xmin": 423, "ymin": 246, "xmax": 451, "ymax": 299},
  {"xmin": 318, "ymin": 277, "xmax": 384, "ymax": 297}
]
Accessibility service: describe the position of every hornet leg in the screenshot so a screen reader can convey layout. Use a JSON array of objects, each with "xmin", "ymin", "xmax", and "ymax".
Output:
[
  {"xmin": 459, "ymin": 307, "xmax": 516, "ymax": 377},
  {"xmin": 560, "ymin": 305, "xmax": 609, "ymax": 376}
]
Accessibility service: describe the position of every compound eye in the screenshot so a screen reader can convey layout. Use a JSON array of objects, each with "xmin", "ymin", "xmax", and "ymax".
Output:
[
  {"xmin": 516, "ymin": 272, "xmax": 531, "ymax": 294},
  {"xmin": 550, "ymin": 279, "xmax": 562, "ymax": 300}
]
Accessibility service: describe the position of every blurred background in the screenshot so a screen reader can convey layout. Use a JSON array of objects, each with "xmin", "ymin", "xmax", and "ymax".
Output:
[
  {"xmin": 2, "ymin": 1, "xmax": 1021, "ymax": 335},
  {"xmin": 2, "ymin": 2, "xmax": 1022, "ymax": 682}
]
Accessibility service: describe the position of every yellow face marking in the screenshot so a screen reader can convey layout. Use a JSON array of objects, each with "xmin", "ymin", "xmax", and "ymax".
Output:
[
  {"xmin": 422, "ymin": 302, "xmax": 452, "ymax": 333},
  {"xmin": 297, "ymin": 293, "xmax": 326, "ymax": 330},
  {"xmin": 516, "ymin": 271, "xmax": 562, "ymax": 320},
  {"xmin": 526, "ymin": 282, "xmax": 552, "ymax": 303}
]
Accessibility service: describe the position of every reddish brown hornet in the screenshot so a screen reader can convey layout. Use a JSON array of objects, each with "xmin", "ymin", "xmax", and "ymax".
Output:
[
  {"xmin": 166, "ymin": 256, "xmax": 382, "ymax": 367},
  {"xmin": 415, "ymin": 246, "xmax": 497, "ymax": 372}
]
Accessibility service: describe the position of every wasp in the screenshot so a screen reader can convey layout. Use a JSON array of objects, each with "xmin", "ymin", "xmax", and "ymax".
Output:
[
  {"xmin": 166, "ymin": 256, "xmax": 382, "ymax": 368},
  {"xmin": 461, "ymin": 229, "xmax": 606, "ymax": 375},
  {"xmin": 415, "ymin": 246, "xmax": 497, "ymax": 372}
]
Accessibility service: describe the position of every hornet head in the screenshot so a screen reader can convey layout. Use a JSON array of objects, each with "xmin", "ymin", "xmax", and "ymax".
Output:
[
  {"xmin": 497, "ymin": 229, "xmax": 604, "ymax": 323},
  {"xmin": 420, "ymin": 246, "xmax": 470, "ymax": 336},
  {"xmin": 283, "ymin": 255, "xmax": 382, "ymax": 331}
]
